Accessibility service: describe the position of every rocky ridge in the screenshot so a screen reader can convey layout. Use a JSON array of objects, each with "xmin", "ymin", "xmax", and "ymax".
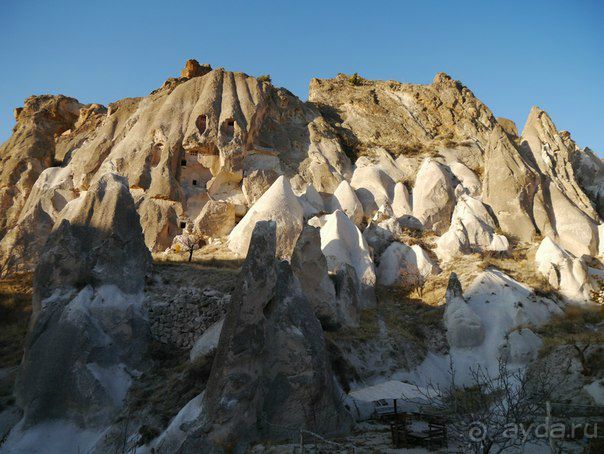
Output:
[{"xmin": 1, "ymin": 60, "xmax": 603, "ymax": 452}]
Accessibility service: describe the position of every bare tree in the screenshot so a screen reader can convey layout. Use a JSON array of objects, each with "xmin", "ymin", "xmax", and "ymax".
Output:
[
  {"xmin": 407, "ymin": 357, "xmax": 560, "ymax": 453},
  {"xmin": 174, "ymin": 232, "xmax": 202, "ymax": 262}
]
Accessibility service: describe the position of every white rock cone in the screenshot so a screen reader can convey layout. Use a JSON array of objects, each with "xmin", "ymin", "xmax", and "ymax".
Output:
[
  {"xmin": 392, "ymin": 182, "xmax": 412, "ymax": 218},
  {"xmin": 412, "ymin": 158, "xmax": 455, "ymax": 234},
  {"xmin": 330, "ymin": 180, "xmax": 364, "ymax": 226},
  {"xmin": 228, "ymin": 176, "xmax": 303, "ymax": 259},
  {"xmin": 320, "ymin": 210, "xmax": 376, "ymax": 296},
  {"xmin": 535, "ymin": 236, "xmax": 593, "ymax": 303},
  {"xmin": 377, "ymin": 242, "xmax": 439, "ymax": 287}
]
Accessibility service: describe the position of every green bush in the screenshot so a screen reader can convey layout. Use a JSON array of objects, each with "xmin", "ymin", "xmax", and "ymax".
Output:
[
  {"xmin": 257, "ymin": 74, "xmax": 271, "ymax": 83},
  {"xmin": 348, "ymin": 72, "xmax": 362, "ymax": 86}
]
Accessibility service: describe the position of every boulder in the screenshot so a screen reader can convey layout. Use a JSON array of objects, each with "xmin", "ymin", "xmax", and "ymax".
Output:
[
  {"xmin": 330, "ymin": 180, "xmax": 364, "ymax": 225},
  {"xmin": 535, "ymin": 237, "xmax": 593, "ymax": 303},
  {"xmin": 412, "ymin": 158, "xmax": 455, "ymax": 234},
  {"xmin": 398, "ymin": 214, "xmax": 424, "ymax": 231},
  {"xmin": 449, "ymin": 161, "xmax": 481, "ymax": 197},
  {"xmin": 488, "ymin": 234, "xmax": 509, "ymax": 252},
  {"xmin": 435, "ymin": 217, "xmax": 471, "ymax": 262},
  {"xmin": 320, "ymin": 210, "xmax": 376, "ymax": 306},
  {"xmin": 350, "ymin": 166, "xmax": 396, "ymax": 220},
  {"xmin": 392, "ymin": 182, "xmax": 412, "ymax": 218},
  {"xmin": 308, "ymin": 215, "xmax": 328, "ymax": 228},
  {"xmin": 136, "ymin": 197, "xmax": 180, "ymax": 252},
  {"xmin": 363, "ymin": 222, "xmax": 395, "ymax": 260},
  {"xmin": 15, "ymin": 173, "xmax": 150, "ymax": 428},
  {"xmin": 377, "ymin": 242, "xmax": 439, "ymax": 288},
  {"xmin": 180, "ymin": 59, "xmax": 212, "ymax": 79},
  {"xmin": 182, "ymin": 221, "xmax": 350, "ymax": 451},
  {"xmin": 241, "ymin": 168, "xmax": 279, "ymax": 206},
  {"xmin": 193, "ymin": 200, "xmax": 236, "ymax": 238},
  {"xmin": 448, "ymin": 195, "xmax": 509, "ymax": 253},
  {"xmin": 228, "ymin": 176, "xmax": 303, "ymax": 259},
  {"xmin": 443, "ymin": 273, "xmax": 485, "ymax": 349}
]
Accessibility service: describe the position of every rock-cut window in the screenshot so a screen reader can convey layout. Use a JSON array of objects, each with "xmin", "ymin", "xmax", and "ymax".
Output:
[
  {"xmin": 196, "ymin": 115, "xmax": 207, "ymax": 134},
  {"xmin": 192, "ymin": 179, "xmax": 197, "ymax": 186},
  {"xmin": 222, "ymin": 118, "xmax": 235, "ymax": 139},
  {"xmin": 181, "ymin": 159, "xmax": 187, "ymax": 166}
]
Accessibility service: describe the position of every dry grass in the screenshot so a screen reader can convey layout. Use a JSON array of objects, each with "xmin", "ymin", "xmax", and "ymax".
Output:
[
  {"xmin": 0, "ymin": 274, "xmax": 32, "ymax": 369},
  {"xmin": 536, "ymin": 304, "xmax": 604, "ymax": 354},
  {"xmin": 0, "ymin": 273, "xmax": 32, "ymax": 411},
  {"xmin": 328, "ymin": 285, "xmax": 445, "ymax": 350},
  {"xmin": 477, "ymin": 241, "xmax": 559, "ymax": 299},
  {"xmin": 404, "ymin": 238, "xmax": 560, "ymax": 307}
]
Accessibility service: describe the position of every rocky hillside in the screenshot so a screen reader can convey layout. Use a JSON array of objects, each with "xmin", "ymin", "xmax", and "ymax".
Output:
[{"xmin": 0, "ymin": 60, "xmax": 603, "ymax": 452}]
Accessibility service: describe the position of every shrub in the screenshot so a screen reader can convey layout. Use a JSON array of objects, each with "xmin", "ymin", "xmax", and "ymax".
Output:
[
  {"xmin": 257, "ymin": 74, "xmax": 271, "ymax": 83},
  {"xmin": 348, "ymin": 72, "xmax": 362, "ymax": 86}
]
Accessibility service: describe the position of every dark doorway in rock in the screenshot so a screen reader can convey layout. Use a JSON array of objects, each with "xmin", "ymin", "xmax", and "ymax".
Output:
[
  {"xmin": 222, "ymin": 118, "xmax": 235, "ymax": 139},
  {"xmin": 192, "ymin": 179, "xmax": 197, "ymax": 186},
  {"xmin": 180, "ymin": 222, "xmax": 186, "ymax": 228},
  {"xmin": 196, "ymin": 114, "xmax": 207, "ymax": 134},
  {"xmin": 181, "ymin": 159, "xmax": 187, "ymax": 166}
]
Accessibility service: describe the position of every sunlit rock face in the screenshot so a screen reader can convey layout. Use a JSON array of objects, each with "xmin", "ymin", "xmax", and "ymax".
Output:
[{"xmin": 16, "ymin": 173, "xmax": 151, "ymax": 428}]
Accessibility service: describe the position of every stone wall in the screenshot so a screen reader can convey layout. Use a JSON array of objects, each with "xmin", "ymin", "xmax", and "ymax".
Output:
[{"xmin": 147, "ymin": 287, "xmax": 230, "ymax": 348}]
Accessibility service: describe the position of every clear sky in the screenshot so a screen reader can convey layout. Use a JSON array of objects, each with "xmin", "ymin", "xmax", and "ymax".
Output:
[{"xmin": 1, "ymin": 0, "xmax": 602, "ymax": 154}]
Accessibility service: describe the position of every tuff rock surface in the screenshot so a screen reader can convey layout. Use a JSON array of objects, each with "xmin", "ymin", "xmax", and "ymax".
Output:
[
  {"xmin": 181, "ymin": 221, "xmax": 350, "ymax": 451},
  {"xmin": 15, "ymin": 172, "xmax": 151, "ymax": 428}
]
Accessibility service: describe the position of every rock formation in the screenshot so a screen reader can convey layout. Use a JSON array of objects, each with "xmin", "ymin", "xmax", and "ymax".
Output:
[
  {"xmin": 15, "ymin": 173, "xmax": 151, "ymax": 428},
  {"xmin": 330, "ymin": 179, "xmax": 364, "ymax": 225},
  {"xmin": 182, "ymin": 221, "xmax": 350, "ymax": 451},
  {"xmin": 194, "ymin": 200, "xmax": 236, "ymax": 239},
  {"xmin": 1, "ymin": 59, "xmax": 604, "ymax": 451},
  {"xmin": 320, "ymin": 210, "xmax": 376, "ymax": 305},
  {"xmin": 291, "ymin": 225, "xmax": 342, "ymax": 329},
  {"xmin": 228, "ymin": 175, "xmax": 303, "ymax": 258},
  {"xmin": 535, "ymin": 237, "xmax": 593, "ymax": 303},
  {"xmin": 443, "ymin": 273, "xmax": 485, "ymax": 348},
  {"xmin": 377, "ymin": 242, "xmax": 439, "ymax": 287},
  {"xmin": 412, "ymin": 158, "xmax": 456, "ymax": 234},
  {"xmin": 482, "ymin": 125, "xmax": 540, "ymax": 242},
  {"xmin": 350, "ymin": 165, "xmax": 396, "ymax": 220},
  {"xmin": 520, "ymin": 107, "xmax": 599, "ymax": 256}
]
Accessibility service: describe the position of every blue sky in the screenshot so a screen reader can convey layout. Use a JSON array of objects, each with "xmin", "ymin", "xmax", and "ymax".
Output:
[{"xmin": 1, "ymin": 0, "xmax": 602, "ymax": 153}]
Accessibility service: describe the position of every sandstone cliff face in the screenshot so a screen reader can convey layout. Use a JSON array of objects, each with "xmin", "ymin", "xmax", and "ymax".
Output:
[
  {"xmin": 0, "ymin": 95, "xmax": 82, "ymax": 241},
  {"xmin": 309, "ymin": 72, "xmax": 495, "ymax": 173},
  {"xmin": 0, "ymin": 61, "xmax": 601, "ymax": 276},
  {"xmin": 0, "ymin": 63, "xmax": 353, "ymax": 275}
]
